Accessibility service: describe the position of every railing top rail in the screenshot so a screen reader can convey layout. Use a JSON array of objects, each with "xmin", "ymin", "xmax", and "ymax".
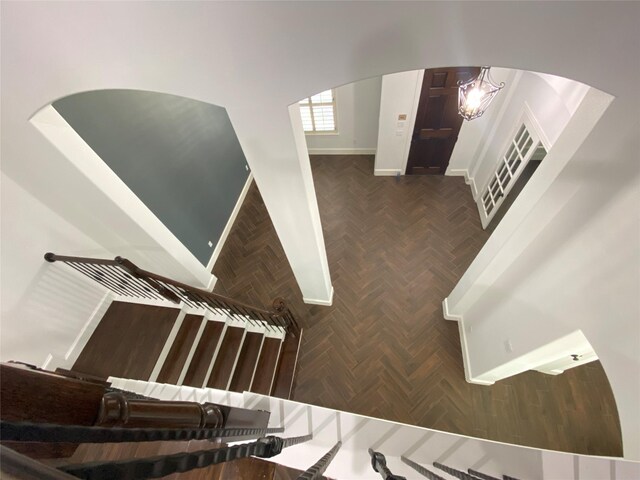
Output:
[
  {"xmin": 44, "ymin": 252, "xmax": 300, "ymax": 335},
  {"xmin": 116, "ymin": 257, "xmax": 275, "ymax": 317},
  {"xmin": 45, "ymin": 253, "xmax": 283, "ymax": 319},
  {"xmin": 44, "ymin": 253, "xmax": 120, "ymax": 267},
  {"xmin": 44, "ymin": 252, "xmax": 282, "ymax": 317}
]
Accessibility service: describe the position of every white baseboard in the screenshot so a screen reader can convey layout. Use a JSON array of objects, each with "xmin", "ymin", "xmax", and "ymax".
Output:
[
  {"xmin": 207, "ymin": 273, "xmax": 218, "ymax": 291},
  {"xmin": 308, "ymin": 148, "xmax": 376, "ymax": 155},
  {"xmin": 447, "ymin": 168, "xmax": 469, "ymax": 180},
  {"xmin": 535, "ymin": 367, "xmax": 564, "ymax": 375},
  {"xmin": 374, "ymin": 168, "xmax": 403, "ymax": 177},
  {"xmin": 303, "ymin": 286, "xmax": 334, "ymax": 306},
  {"xmin": 442, "ymin": 298, "xmax": 463, "ymax": 321},
  {"xmin": 470, "ymin": 178, "xmax": 478, "ymax": 199},
  {"xmin": 206, "ymin": 173, "xmax": 253, "ymax": 284},
  {"xmin": 443, "ymin": 298, "xmax": 494, "ymax": 386},
  {"xmin": 447, "ymin": 168, "xmax": 478, "ymax": 198},
  {"xmin": 458, "ymin": 321, "xmax": 495, "ymax": 386}
]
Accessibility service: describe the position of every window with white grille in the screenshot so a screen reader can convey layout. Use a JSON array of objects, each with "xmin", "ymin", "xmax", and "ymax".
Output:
[
  {"xmin": 299, "ymin": 89, "xmax": 337, "ymax": 133},
  {"xmin": 481, "ymin": 118, "xmax": 541, "ymax": 225}
]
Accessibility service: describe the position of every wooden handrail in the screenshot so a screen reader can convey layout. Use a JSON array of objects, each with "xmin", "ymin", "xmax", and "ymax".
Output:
[
  {"xmin": 45, "ymin": 252, "xmax": 298, "ymax": 334},
  {"xmin": 115, "ymin": 256, "xmax": 274, "ymax": 316}
]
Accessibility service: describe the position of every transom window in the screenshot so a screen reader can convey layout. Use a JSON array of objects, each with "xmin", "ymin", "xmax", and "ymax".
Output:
[{"xmin": 299, "ymin": 89, "xmax": 337, "ymax": 133}]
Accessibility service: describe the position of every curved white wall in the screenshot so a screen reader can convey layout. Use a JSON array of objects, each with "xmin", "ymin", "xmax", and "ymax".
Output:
[
  {"xmin": 449, "ymin": 69, "xmax": 591, "ymax": 201},
  {"xmin": 1, "ymin": 1, "xmax": 638, "ymax": 458}
]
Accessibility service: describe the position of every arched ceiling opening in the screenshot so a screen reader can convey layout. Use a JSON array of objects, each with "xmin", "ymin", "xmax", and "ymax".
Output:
[{"xmin": 2, "ymin": 1, "xmax": 638, "ymax": 459}]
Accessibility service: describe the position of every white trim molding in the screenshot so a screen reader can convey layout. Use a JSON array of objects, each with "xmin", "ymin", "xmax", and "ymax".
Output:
[
  {"xmin": 400, "ymin": 69, "xmax": 426, "ymax": 175},
  {"xmin": 469, "ymin": 70, "xmax": 524, "ymax": 181},
  {"xmin": 374, "ymin": 168, "xmax": 403, "ymax": 177},
  {"xmin": 457, "ymin": 322, "xmax": 495, "ymax": 386},
  {"xmin": 446, "ymin": 169, "xmax": 478, "ymax": 198},
  {"xmin": 206, "ymin": 173, "xmax": 254, "ymax": 283},
  {"xmin": 303, "ymin": 286, "xmax": 334, "ymax": 306},
  {"xmin": 307, "ymin": 148, "xmax": 376, "ymax": 155},
  {"xmin": 442, "ymin": 297, "xmax": 463, "ymax": 321}
]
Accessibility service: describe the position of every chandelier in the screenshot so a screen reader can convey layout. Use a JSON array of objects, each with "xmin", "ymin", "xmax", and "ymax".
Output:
[{"xmin": 458, "ymin": 67, "xmax": 505, "ymax": 120}]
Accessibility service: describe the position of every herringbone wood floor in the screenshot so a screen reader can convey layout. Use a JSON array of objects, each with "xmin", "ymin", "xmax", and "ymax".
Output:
[{"xmin": 213, "ymin": 155, "xmax": 622, "ymax": 456}]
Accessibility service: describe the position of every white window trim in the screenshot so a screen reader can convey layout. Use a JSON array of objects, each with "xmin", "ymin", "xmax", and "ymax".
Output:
[
  {"xmin": 300, "ymin": 89, "xmax": 338, "ymax": 135},
  {"xmin": 479, "ymin": 104, "xmax": 549, "ymax": 229}
]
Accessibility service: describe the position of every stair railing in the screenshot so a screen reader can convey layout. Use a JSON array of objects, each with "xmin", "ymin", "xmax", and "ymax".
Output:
[
  {"xmin": 1, "ymin": 425, "xmax": 313, "ymax": 480},
  {"xmin": 45, "ymin": 253, "xmax": 299, "ymax": 335}
]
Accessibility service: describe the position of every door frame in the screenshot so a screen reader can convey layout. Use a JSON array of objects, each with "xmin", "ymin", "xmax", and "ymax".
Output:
[{"xmin": 400, "ymin": 70, "xmax": 426, "ymax": 176}]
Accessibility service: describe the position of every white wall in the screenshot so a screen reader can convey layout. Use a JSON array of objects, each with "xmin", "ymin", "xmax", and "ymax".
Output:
[
  {"xmin": 0, "ymin": 172, "xmax": 108, "ymax": 367},
  {"xmin": 305, "ymin": 76, "xmax": 382, "ymax": 154},
  {"xmin": 448, "ymin": 70, "xmax": 590, "ymax": 205},
  {"xmin": 373, "ymin": 70, "xmax": 424, "ymax": 175},
  {"xmin": 447, "ymin": 68, "xmax": 518, "ymax": 195},
  {"xmin": 471, "ymin": 72, "xmax": 589, "ymax": 195},
  {"xmin": 458, "ymin": 168, "xmax": 639, "ymax": 454},
  {"xmin": 2, "ymin": 1, "xmax": 639, "ymax": 459}
]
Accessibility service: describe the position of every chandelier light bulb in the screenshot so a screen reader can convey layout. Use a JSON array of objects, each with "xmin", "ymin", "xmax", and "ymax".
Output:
[
  {"xmin": 458, "ymin": 67, "xmax": 505, "ymax": 121},
  {"xmin": 465, "ymin": 88, "xmax": 483, "ymax": 110}
]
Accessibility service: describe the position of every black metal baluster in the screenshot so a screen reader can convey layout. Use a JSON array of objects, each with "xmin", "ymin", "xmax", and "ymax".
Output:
[
  {"xmin": 68, "ymin": 262, "xmax": 131, "ymax": 297},
  {"xmin": 296, "ymin": 441, "xmax": 342, "ymax": 480},
  {"xmin": 433, "ymin": 462, "xmax": 477, "ymax": 480},
  {"xmin": 400, "ymin": 456, "xmax": 446, "ymax": 480},
  {"xmin": 58, "ymin": 434, "xmax": 313, "ymax": 480},
  {"xmin": 369, "ymin": 449, "xmax": 406, "ymax": 480}
]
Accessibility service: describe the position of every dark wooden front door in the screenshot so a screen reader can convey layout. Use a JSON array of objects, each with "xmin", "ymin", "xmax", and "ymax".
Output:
[{"xmin": 406, "ymin": 67, "xmax": 480, "ymax": 175}]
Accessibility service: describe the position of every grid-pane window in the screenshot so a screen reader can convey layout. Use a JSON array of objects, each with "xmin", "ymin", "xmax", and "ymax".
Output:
[
  {"xmin": 299, "ymin": 89, "xmax": 336, "ymax": 133},
  {"xmin": 481, "ymin": 122, "xmax": 537, "ymax": 221}
]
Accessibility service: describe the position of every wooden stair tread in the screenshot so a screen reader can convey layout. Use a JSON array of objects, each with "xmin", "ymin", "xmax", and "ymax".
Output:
[
  {"xmin": 156, "ymin": 314, "xmax": 203, "ymax": 384},
  {"xmin": 206, "ymin": 327, "xmax": 244, "ymax": 389},
  {"xmin": 182, "ymin": 321, "xmax": 224, "ymax": 387},
  {"xmin": 271, "ymin": 331, "xmax": 302, "ymax": 399},
  {"xmin": 229, "ymin": 332, "xmax": 264, "ymax": 393},
  {"xmin": 250, "ymin": 338, "xmax": 282, "ymax": 395},
  {"xmin": 72, "ymin": 302, "xmax": 178, "ymax": 380}
]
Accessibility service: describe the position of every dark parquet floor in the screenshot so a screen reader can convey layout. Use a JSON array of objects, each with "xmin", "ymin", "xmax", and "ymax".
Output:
[{"xmin": 213, "ymin": 155, "xmax": 622, "ymax": 457}]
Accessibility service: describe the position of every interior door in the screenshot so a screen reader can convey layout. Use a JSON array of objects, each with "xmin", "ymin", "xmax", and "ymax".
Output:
[{"xmin": 406, "ymin": 67, "xmax": 480, "ymax": 175}]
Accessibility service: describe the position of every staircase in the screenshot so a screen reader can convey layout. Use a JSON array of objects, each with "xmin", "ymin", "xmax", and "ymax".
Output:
[
  {"xmin": 46, "ymin": 253, "xmax": 302, "ymax": 399},
  {"xmin": 69, "ymin": 301, "xmax": 302, "ymax": 399}
]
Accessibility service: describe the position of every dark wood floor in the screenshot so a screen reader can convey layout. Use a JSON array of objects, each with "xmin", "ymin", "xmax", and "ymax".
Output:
[{"xmin": 213, "ymin": 155, "xmax": 622, "ymax": 456}]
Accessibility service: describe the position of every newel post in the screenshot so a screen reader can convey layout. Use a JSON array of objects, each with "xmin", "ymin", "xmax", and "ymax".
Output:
[{"xmin": 272, "ymin": 297, "xmax": 299, "ymax": 334}]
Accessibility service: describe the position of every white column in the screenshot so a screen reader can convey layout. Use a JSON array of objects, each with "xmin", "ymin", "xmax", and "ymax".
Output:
[{"xmin": 227, "ymin": 103, "xmax": 333, "ymax": 306}]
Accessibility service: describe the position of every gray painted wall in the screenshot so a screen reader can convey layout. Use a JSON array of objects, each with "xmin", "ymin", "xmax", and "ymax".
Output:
[{"xmin": 54, "ymin": 90, "xmax": 249, "ymax": 266}]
